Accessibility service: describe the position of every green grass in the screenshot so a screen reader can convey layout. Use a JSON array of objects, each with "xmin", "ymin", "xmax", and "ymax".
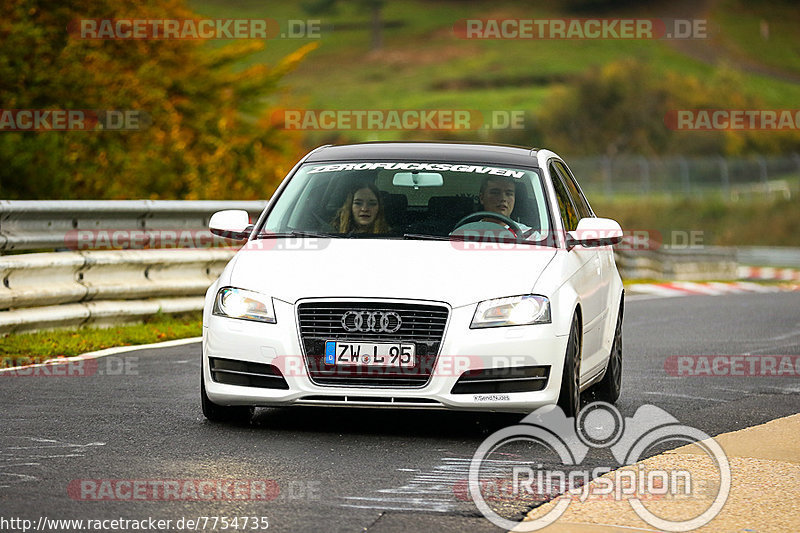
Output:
[
  {"xmin": 187, "ymin": 0, "xmax": 800, "ymax": 145},
  {"xmin": 713, "ymin": 0, "xmax": 800, "ymax": 76},
  {"xmin": 591, "ymin": 196, "xmax": 800, "ymax": 247},
  {"xmin": 0, "ymin": 312, "xmax": 202, "ymax": 366}
]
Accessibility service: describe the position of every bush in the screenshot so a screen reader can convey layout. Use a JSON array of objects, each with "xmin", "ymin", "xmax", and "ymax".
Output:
[{"xmin": 536, "ymin": 58, "xmax": 800, "ymax": 156}]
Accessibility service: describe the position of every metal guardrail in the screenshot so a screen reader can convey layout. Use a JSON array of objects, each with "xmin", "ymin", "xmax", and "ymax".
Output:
[
  {"xmin": 0, "ymin": 201, "xmax": 790, "ymax": 334},
  {"xmin": 736, "ymin": 246, "xmax": 800, "ymax": 268},
  {"xmin": 0, "ymin": 247, "xmax": 741, "ymax": 334},
  {"xmin": 569, "ymin": 154, "xmax": 800, "ymax": 198},
  {"xmin": 0, "ymin": 200, "xmax": 266, "ymax": 252},
  {"xmin": 0, "ymin": 248, "xmax": 237, "ymax": 333},
  {"xmin": 615, "ymin": 247, "xmax": 739, "ymax": 281},
  {"xmin": 0, "ymin": 200, "xmax": 267, "ymax": 333}
]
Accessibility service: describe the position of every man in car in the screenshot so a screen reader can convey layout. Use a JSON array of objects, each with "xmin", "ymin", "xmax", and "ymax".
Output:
[
  {"xmin": 479, "ymin": 175, "xmax": 516, "ymax": 218},
  {"xmin": 478, "ymin": 176, "xmax": 532, "ymax": 235}
]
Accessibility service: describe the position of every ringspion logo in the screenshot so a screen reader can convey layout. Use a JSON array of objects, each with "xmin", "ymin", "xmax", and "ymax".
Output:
[{"xmin": 469, "ymin": 402, "xmax": 730, "ymax": 531}]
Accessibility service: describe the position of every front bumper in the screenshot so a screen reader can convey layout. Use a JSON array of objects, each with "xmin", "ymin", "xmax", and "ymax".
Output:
[{"xmin": 203, "ymin": 299, "xmax": 568, "ymax": 413}]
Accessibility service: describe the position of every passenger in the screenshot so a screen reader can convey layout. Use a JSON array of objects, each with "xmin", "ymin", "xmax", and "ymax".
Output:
[{"xmin": 334, "ymin": 183, "xmax": 389, "ymax": 234}]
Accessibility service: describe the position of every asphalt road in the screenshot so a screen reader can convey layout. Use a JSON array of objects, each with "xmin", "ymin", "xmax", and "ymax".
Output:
[{"xmin": 1, "ymin": 292, "xmax": 799, "ymax": 533}]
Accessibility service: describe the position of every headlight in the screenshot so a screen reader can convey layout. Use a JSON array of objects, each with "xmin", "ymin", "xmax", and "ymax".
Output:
[
  {"xmin": 213, "ymin": 287, "xmax": 276, "ymax": 323},
  {"xmin": 470, "ymin": 295, "xmax": 550, "ymax": 328}
]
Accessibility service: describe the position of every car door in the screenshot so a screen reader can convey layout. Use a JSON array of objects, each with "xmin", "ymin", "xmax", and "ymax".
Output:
[{"xmin": 549, "ymin": 160, "xmax": 606, "ymax": 380}]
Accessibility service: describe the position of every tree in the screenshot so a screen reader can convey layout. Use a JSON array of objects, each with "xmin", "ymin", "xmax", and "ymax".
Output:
[
  {"xmin": 536, "ymin": 58, "xmax": 800, "ymax": 156},
  {"xmin": 0, "ymin": 0, "xmax": 316, "ymax": 199}
]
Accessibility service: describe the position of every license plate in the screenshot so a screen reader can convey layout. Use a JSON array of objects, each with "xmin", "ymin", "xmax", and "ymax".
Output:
[{"xmin": 324, "ymin": 341, "xmax": 415, "ymax": 367}]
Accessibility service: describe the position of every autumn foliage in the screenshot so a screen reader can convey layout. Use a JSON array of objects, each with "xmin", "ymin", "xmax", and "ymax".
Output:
[
  {"xmin": 0, "ymin": 0, "xmax": 316, "ymax": 199},
  {"xmin": 536, "ymin": 59, "xmax": 800, "ymax": 156}
]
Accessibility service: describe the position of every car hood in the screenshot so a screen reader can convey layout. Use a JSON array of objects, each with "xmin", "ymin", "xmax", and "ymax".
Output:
[{"xmin": 227, "ymin": 238, "xmax": 557, "ymax": 308}]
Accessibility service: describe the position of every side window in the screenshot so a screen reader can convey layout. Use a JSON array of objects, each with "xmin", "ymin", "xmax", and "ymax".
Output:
[
  {"xmin": 549, "ymin": 163, "xmax": 580, "ymax": 231},
  {"xmin": 554, "ymin": 161, "xmax": 592, "ymax": 219}
]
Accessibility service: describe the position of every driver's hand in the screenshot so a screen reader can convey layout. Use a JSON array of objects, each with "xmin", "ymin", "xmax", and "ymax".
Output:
[
  {"xmin": 481, "ymin": 217, "xmax": 516, "ymax": 236},
  {"xmin": 481, "ymin": 217, "xmax": 510, "ymax": 229}
]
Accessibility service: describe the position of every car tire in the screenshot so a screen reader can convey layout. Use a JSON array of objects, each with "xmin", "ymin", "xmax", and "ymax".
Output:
[
  {"xmin": 557, "ymin": 314, "xmax": 581, "ymax": 418},
  {"xmin": 591, "ymin": 303, "xmax": 623, "ymax": 404},
  {"xmin": 201, "ymin": 365, "xmax": 254, "ymax": 424}
]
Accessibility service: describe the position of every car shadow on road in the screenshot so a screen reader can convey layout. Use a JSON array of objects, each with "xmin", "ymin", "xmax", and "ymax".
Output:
[{"xmin": 243, "ymin": 406, "xmax": 525, "ymax": 439}]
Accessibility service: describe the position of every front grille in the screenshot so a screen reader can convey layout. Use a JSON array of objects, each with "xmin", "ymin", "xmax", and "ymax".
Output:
[{"xmin": 297, "ymin": 301, "xmax": 449, "ymax": 387}]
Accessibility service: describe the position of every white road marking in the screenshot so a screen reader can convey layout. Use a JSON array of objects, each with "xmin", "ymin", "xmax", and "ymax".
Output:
[
  {"xmin": 0, "ymin": 337, "xmax": 201, "ymax": 374},
  {"xmin": 0, "ymin": 437, "xmax": 106, "ymax": 491},
  {"xmin": 642, "ymin": 391, "xmax": 727, "ymax": 402}
]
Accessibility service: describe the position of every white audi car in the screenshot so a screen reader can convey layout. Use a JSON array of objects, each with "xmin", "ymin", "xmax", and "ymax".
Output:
[{"xmin": 201, "ymin": 142, "xmax": 624, "ymax": 423}]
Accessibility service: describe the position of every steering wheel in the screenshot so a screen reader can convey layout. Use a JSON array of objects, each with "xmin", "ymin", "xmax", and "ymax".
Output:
[{"xmin": 452, "ymin": 211, "xmax": 522, "ymax": 237}]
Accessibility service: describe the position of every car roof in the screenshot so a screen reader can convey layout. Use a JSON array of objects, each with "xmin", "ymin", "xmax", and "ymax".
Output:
[{"xmin": 305, "ymin": 141, "xmax": 541, "ymax": 168}]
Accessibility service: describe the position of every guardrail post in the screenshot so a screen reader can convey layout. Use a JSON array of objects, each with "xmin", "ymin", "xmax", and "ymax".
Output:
[
  {"xmin": 639, "ymin": 156, "xmax": 650, "ymax": 193},
  {"xmin": 679, "ymin": 157, "xmax": 690, "ymax": 195},
  {"xmin": 718, "ymin": 156, "xmax": 730, "ymax": 199},
  {"xmin": 757, "ymin": 156, "xmax": 768, "ymax": 198},
  {"xmin": 603, "ymin": 156, "xmax": 613, "ymax": 196}
]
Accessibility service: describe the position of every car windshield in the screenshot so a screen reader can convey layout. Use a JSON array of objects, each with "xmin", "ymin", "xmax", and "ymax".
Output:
[{"xmin": 258, "ymin": 161, "xmax": 553, "ymax": 244}]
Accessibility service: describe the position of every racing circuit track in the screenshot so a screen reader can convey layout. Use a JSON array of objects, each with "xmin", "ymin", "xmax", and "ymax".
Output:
[{"xmin": 1, "ymin": 292, "xmax": 799, "ymax": 532}]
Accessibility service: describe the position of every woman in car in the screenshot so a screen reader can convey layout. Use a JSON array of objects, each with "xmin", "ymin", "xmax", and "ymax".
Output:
[{"xmin": 333, "ymin": 182, "xmax": 389, "ymax": 234}]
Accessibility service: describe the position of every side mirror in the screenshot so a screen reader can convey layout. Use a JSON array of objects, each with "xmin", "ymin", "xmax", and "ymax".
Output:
[
  {"xmin": 209, "ymin": 210, "xmax": 252, "ymax": 240},
  {"xmin": 566, "ymin": 217, "xmax": 623, "ymax": 249}
]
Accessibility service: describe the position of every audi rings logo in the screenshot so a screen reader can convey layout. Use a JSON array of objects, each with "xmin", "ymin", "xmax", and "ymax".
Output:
[{"xmin": 341, "ymin": 311, "xmax": 402, "ymax": 333}]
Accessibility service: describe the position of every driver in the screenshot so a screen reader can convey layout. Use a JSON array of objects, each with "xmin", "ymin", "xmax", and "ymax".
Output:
[
  {"xmin": 479, "ymin": 176, "xmax": 516, "ymax": 218},
  {"xmin": 478, "ymin": 176, "xmax": 531, "ymax": 233}
]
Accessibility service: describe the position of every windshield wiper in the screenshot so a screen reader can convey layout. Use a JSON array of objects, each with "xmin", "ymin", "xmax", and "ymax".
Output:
[
  {"xmin": 255, "ymin": 230, "xmax": 338, "ymax": 239},
  {"xmin": 404, "ymin": 233, "xmax": 520, "ymax": 242},
  {"xmin": 402, "ymin": 233, "xmax": 452, "ymax": 241},
  {"xmin": 403, "ymin": 232, "xmax": 554, "ymax": 246}
]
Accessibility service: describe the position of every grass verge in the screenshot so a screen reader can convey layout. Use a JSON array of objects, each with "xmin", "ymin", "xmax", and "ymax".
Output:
[
  {"xmin": 591, "ymin": 196, "xmax": 800, "ymax": 247},
  {"xmin": 0, "ymin": 312, "xmax": 202, "ymax": 367},
  {"xmin": 188, "ymin": 0, "xmax": 800, "ymax": 145}
]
